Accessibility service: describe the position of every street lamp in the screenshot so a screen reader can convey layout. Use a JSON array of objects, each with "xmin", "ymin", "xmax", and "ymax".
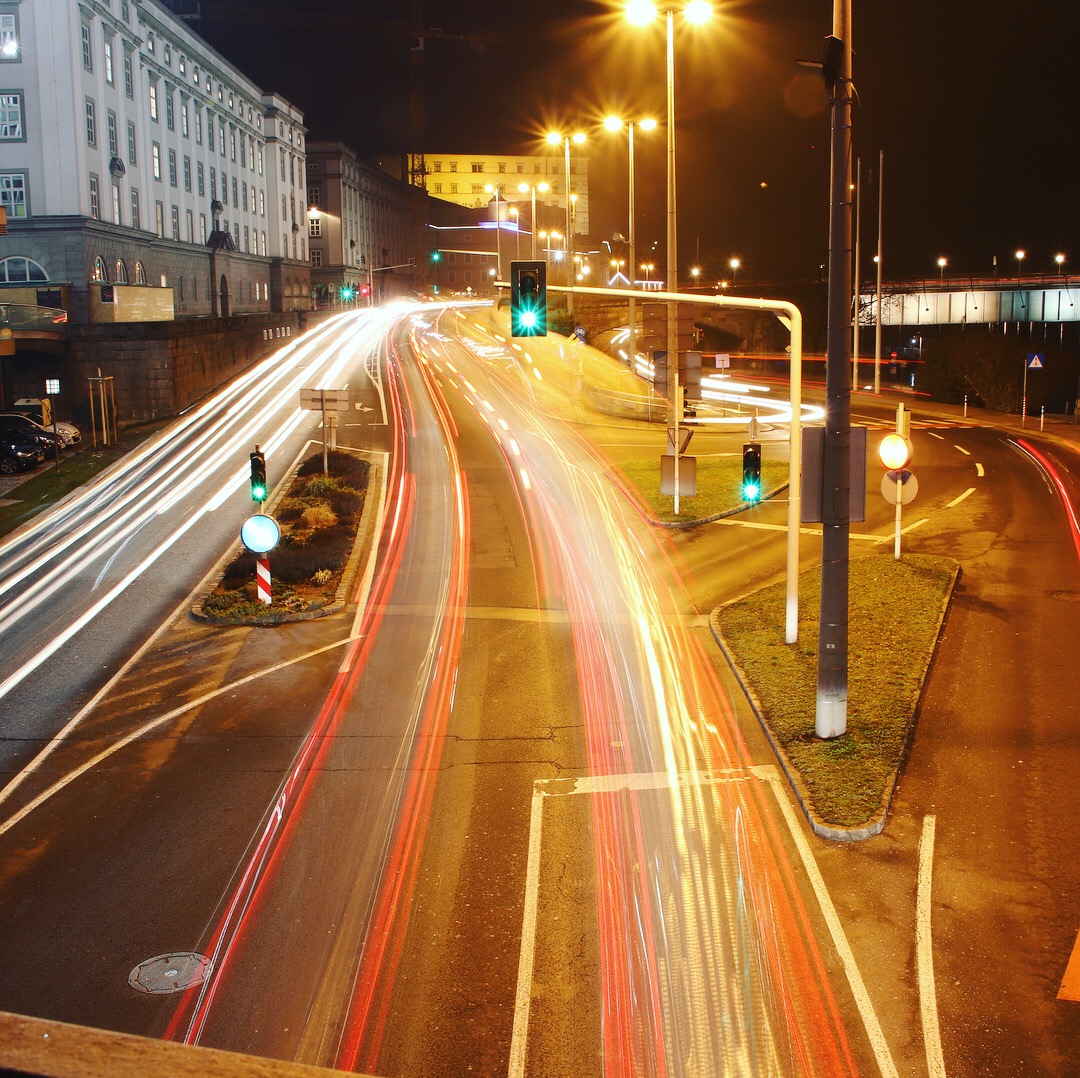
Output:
[
  {"xmin": 729, "ymin": 256, "xmax": 740, "ymax": 282},
  {"xmin": 546, "ymin": 130, "xmax": 586, "ymax": 313},
  {"xmin": 1015, "ymin": 249, "xmax": 1026, "ymax": 278},
  {"xmin": 1055, "ymin": 252, "xmax": 1065, "ymax": 274},
  {"xmin": 626, "ymin": 0, "xmax": 713, "ymax": 514},
  {"xmin": 937, "ymin": 256, "xmax": 947, "ymax": 282},
  {"xmin": 690, "ymin": 265, "xmax": 701, "ymax": 286},
  {"xmin": 641, "ymin": 261, "xmax": 654, "ymax": 282},
  {"xmin": 604, "ymin": 114, "xmax": 657, "ymax": 367},
  {"xmin": 485, "ymin": 183, "xmax": 504, "ymax": 282},
  {"xmin": 518, "ymin": 181, "xmax": 550, "ymax": 260}
]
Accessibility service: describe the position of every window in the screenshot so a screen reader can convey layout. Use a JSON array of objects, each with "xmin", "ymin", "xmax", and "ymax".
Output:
[
  {"xmin": 241, "ymin": 180, "xmax": 247, "ymax": 210},
  {"xmin": 230, "ymin": 128, "xmax": 236, "ymax": 161},
  {"xmin": 134, "ymin": 260, "xmax": 145, "ymax": 284},
  {"xmin": 311, "ymin": 248, "xmax": 322, "ymax": 268},
  {"xmin": 103, "ymin": 38, "xmax": 114, "ymax": 84},
  {"xmin": 127, "ymin": 120, "xmax": 137, "ymax": 164},
  {"xmin": 0, "ymin": 255, "xmax": 47, "ymax": 282},
  {"xmin": 195, "ymin": 109, "xmax": 202, "ymax": 145},
  {"xmin": 123, "ymin": 49, "xmax": 133, "ymax": 97},
  {"xmin": 107, "ymin": 110, "xmax": 117, "ymax": 155},
  {"xmin": 89, "ymin": 174, "xmax": 100, "ymax": 219},
  {"xmin": 231, "ymin": 175, "xmax": 237, "ymax": 207},
  {"xmin": 92, "ymin": 256, "xmax": 107, "ymax": 281},
  {"xmin": 450, "ymin": 182, "xmax": 458, "ymax": 194},
  {"xmin": 81, "ymin": 23, "xmax": 92, "ymax": 71},
  {"xmin": 206, "ymin": 108, "xmax": 214, "ymax": 151},
  {"xmin": 121, "ymin": 0, "xmax": 129, "ymax": 21},
  {"xmin": 171, "ymin": 204, "xmax": 179, "ymax": 240},
  {"xmin": 281, "ymin": 193, "xmax": 286, "ymax": 220},
  {"xmin": 168, "ymin": 148, "xmax": 176, "ymax": 186},
  {"xmin": 449, "ymin": 161, "xmax": 457, "ymax": 172},
  {"xmin": 163, "ymin": 43, "xmax": 171, "ymax": 65},
  {"xmin": 155, "ymin": 201, "xmax": 164, "ymax": 237},
  {"xmin": 258, "ymin": 189, "xmax": 264, "ymax": 216},
  {"xmin": 243, "ymin": 224, "xmax": 249, "ymax": 252},
  {"xmin": 1, "ymin": 13, "xmax": 20, "ymax": 61},
  {"xmin": 165, "ymin": 88, "xmax": 174, "ymax": 130},
  {"xmin": 434, "ymin": 182, "xmax": 442, "ymax": 195},
  {"xmin": 209, "ymin": 166, "xmax": 216, "ymax": 199},
  {"xmin": 152, "ymin": 142, "xmax": 161, "ymax": 180},
  {"xmin": 112, "ymin": 184, "xmax": 121, "ymax": 224},
  {"xmin": 181, "ymin": 102, "xmax": 189, "ymax": 137},
  {"xmin": 179, "ymin": 55, "xmax": 186, "ymax": 75},
  {"xmin": 84, "ymin": 99, "xmax": 96, "ymax": 146},
  {"xmin": 471, "ymin": 162, "xmax": 483, "ymax": 173},
  {"xmin": 186, "ymin": 208, "xmax": 194, "ymax": 243},
  {"xmin": 183, "ymin": 155, "xmax": 191, "ymax": 192},
  {"xmin": 130, "ymin": 187, "xmax": 140, "ymax": 229},
  {"xmin": 0, "ymin": 93, "xmax": 22, "ymax": 140},
  {"xmin": 0, "ymin": 172, "xmax": 27, "ymax": 218},
  {"xmin": 196, "ymin": 160, "xmax": 204, "ymax": 196},
  {"xmin": 199, "ymin": 213, "xmax": 207, "ymax": 243},
  {"xmin": 148, "ymin": 82, "xmax": 158, "ymax": 121},
  {"xmin": 308, "ymin": 186, "xmax": 319, "ymax": 207},
  {"xmin": 260, "ymin": 231, "xmax": 266, "ymax": 256},
  {"xmin": 308, "ymin": 216, "xmax": 321, "ymax": 237},
  {"xmin": 433, "ymin": 161, "xmax": 441, "ymax": 172}
]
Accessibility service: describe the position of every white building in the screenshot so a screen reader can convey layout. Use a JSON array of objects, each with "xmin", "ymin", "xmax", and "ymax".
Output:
[{"xmin": 0, "ymin": 0, "xmax": 311, "ymax": 320}]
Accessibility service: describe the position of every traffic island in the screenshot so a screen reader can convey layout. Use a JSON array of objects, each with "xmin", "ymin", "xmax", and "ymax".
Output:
[
  {"xmin": 712, "ymin": 552, "xmax": 960, "ymax": 840},
  {"xmin": 191, "ymin": 448, "xmax": 377, "ymax": 626}
]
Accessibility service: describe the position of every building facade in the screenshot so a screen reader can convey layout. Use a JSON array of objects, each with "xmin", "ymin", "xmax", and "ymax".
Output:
[
  {"xmin": 379, "ymin": 152, "xmax": 590, "ymax": 241},
  {"xmin": 306, "ymin": 141, "xmax": 428, "ymax": 306},
  {"xmin": 0, "ymin": 0, "xmax": 311, "ymax": 321}
]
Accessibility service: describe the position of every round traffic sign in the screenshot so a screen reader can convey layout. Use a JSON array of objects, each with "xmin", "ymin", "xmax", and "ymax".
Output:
[
  {"xmin": 881, "ymin": 469, "xmax": 919, "ymax": 505},
  {"xmin": 241, "ymin": 513, "xmax": 280, "ymax": 553}
]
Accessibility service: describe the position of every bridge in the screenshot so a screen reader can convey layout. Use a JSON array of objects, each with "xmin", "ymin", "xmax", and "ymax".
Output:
[{"xmin": 0, "ymin": 303, "xmax": 69, "ymax": 356}]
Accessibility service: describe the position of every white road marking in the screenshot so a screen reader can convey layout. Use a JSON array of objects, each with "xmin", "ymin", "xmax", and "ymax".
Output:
[
  {"xmin": 947, "ymin": 488, "xmax": 975, "ymax": 508},
  {"xmin": 975, "ymin": 462, "xmax": 985, "ymax": 477},
  {"xmin": 918, "ymin": 815, "xmax": 947, "ymax": 1076},
  {"xmin": 752, "ymin": 764, "xmax": 900, "ymax": 1078},
  {"xmin": 953, "ymin": 445, "xmax": 971, "ymax": 456}
]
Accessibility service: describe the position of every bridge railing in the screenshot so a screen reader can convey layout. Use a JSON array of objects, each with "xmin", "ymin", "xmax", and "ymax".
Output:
[{"xmin": 0, "ymin": 302, "xmax": 70, "ymax": 334}]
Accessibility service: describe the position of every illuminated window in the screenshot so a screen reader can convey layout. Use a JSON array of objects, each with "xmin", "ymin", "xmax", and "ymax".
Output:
[
  {"xmin": 0, "ymin": 92, "xmax": 23, "ymax": 140},
  {"xmin": 92, "ymin": 255, "xmax": 107, "ymax": 281},
  {"xmin": 115, "ymin": 258, "xmax": 128, "ymax": 282},
  {"xmin": 1, "ymin": 13, "xmax": 20, "ymax": 61},
  {"xmin": 134, "ymin": 261, "xmax": 146, "ymax": 284},
  {"xmin": 103, "ymin": 38, "xmax": 113, "ymax": 84}
]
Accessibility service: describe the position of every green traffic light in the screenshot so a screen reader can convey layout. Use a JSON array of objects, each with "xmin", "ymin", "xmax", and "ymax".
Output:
[{"xmin": 741, "ymin": 481, "xmax": 761, "ymax": 503}]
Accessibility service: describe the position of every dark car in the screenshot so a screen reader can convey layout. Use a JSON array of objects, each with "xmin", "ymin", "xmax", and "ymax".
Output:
[
  {"xmin": 0, "ymin": 416, "xmax": 60, "ymax": 455},
  {"xmin": 0, "ymin": 438, "xmax": 45, "ymax": 474}
]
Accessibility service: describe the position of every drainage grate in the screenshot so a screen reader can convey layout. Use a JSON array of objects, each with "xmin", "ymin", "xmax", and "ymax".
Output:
[{"xmin": 128, "ymin": 952, "xmax": 211, "ymax": 994}]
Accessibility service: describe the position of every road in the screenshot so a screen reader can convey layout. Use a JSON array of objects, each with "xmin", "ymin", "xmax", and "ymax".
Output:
[{"xmin": 1, "ymin": 303, "xmax": 1079, "ymax": 1077}]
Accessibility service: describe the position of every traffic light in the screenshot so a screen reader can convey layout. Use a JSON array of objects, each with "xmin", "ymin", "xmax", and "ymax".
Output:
[
  {"xmin": 250, "ymin": 448, "xmax": 267, "ymax": 502},
  {"xmin": 510, "ymin": 260, "xmax": 547, "ymax": 337},
  {"xmin": 741, "ymin": 443, "xmax": 761, "ymax": 503},
  {"xmin": 340, "ymin": 284, "xmax": 356, "ymax": 302}
]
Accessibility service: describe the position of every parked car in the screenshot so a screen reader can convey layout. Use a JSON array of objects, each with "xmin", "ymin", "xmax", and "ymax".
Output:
[
  {"xmin": 0, "ymin": 416, "xmax": 60, "ymax": 455},
  {"xmin": 9, "ymin": 399, "xmax": 82, "ymax": 446},
  {"xmin": 0, "ymin": 438, "xmax": 45, "ymax": 474}
]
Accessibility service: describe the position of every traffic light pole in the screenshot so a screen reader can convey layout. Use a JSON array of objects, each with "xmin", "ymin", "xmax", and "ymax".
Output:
[{"xmin": 542, "ymin": 281, "xmax": 805, "ymax": 646}]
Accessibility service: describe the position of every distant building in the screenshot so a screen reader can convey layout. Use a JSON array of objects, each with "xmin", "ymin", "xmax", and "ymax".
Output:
[
  {"xmin": 306, "ymin": 142, "xmax": 428, "ymax": 306},
  {"xmin": 378, "ymin": 152, "xmax": 590, "ymax": 242},
  {"xmin": 0, "ymin": 0, "xmax": 311, "ymax": 321}
]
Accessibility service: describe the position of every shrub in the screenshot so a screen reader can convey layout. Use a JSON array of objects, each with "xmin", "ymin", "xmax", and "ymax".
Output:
[
  {"xmin": 301, "ymin": 503, "xmax": 338, "ymax": 529},
  {"xmin": 328, "ymin": 488, "xmax": 363, "ymax": 519},
  {"xmin": 298, "ymin": 451, "xmax": 370, "ymax": 486}
]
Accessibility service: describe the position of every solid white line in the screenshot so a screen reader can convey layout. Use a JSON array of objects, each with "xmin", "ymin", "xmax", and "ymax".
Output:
[
  {"xmin": 918, "ymin": 815, "xmax": 947, "ymax": 1077},
  {"xmin": 751, "ymin": 764, "xmax": 899, "ymax": 1078},
  {"xmin": 508, "ymin": 782, "xmax": 546, "ymax": 1078},
  {"xmin": 947, "ymin": 488, "xmax": 975, "ymax": 508}
]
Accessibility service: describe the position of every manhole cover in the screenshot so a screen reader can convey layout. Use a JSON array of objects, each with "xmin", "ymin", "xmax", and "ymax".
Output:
[{"xmin": 128, "ymin": 952, "xmax": 211, "ymax": 994}]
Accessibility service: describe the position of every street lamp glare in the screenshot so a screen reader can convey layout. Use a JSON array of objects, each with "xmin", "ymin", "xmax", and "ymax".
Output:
[
  {"xmin": 639, "ymin": 117, "xmax": 658, "ymax": 131},
  {"xmin": 625, "ymin": 0, "xmax": 656, "ymax": 27},
  {"xmin": 1015, "ymin": 250, "xmax": 1025, "ymax": 261},
  {"xmin": 603, "ymin": 115, "xmax": 622, "ymax": 132},
  {"xmin": 545, "ymin": 131, "xmax": 561, "ymax": 145},
  {"xmin": 685, "ymin": 0, "xmax": 713, "ymax": 25},
  {"xmin": 937, "ymin": 256, "xmax": 947, "ymax": 268},
  {"xmin": 1056, "ymin": 253, "xmax": 1065, "ymax": 266}
]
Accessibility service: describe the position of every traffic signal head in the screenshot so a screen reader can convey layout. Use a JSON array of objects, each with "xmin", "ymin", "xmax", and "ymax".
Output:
[
  {"xmin": 250, "ymin": 449, "xmax": 267, "ymax": 502},
  {"xmin": 742, "ymin": 443, "xmax": 762, "ymax": 502},
  {"xmin": 510, "ymin": 259, "xmax": 547, "ymax": 337},
  {"xmin": 340, "ymin": 284, "xmax": 356, "ymax": 302}
]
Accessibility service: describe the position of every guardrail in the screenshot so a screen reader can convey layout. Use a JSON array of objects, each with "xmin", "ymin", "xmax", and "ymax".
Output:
[{"xmin": 0, "ymin": 303, "xmax": 69, "ymax": 334}]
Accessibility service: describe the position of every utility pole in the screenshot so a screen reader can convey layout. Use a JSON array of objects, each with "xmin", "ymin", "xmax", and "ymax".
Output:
[{"xmin": 817, "ymin": 0, "xmax": 853, "ymax": 740}]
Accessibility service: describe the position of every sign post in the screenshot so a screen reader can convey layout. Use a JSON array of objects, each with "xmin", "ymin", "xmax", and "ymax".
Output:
[
  {"xmin": 1023, "ymin": 353, "xmax": 1045, "ymax": 428},
  {"xmin": 241, "ymin": 513, "xmax": 280, "ymax": 607},
  {"xmin": 300, "ymin": 388, "xmax": 350, "ymax": 474},
  {"xmin": 879, "ymin": 404, "xmax": 915, "ymax": 560}
]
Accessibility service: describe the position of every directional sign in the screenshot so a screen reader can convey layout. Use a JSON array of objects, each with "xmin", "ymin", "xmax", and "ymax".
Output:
[
  {"xmin": 1028, "ymin": 353, "xmax": 1046, "ymax": 370},
  {"xmin": 300, "ymin": 388, "xmax": 350, "ymax": 411}
]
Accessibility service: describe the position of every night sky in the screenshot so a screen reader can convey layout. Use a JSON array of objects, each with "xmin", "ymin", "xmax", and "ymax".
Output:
[{"xmin": 192, "ymin": 0, "xmax": 1074, "ymax": 284}]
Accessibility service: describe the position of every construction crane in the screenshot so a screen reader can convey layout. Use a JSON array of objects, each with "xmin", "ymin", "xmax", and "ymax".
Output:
[{"xmin": 175, "ymin": 1, "xmax": 501, "ymax": 187}]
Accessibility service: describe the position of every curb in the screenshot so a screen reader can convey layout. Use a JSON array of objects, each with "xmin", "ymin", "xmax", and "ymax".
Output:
[
  {"xmin": 708, "ymin": 558, "xmax": 962, "ymax": 842},
  {"xmin": 189, "ymin": 448, "xmax": 381, "ymax": 627}
]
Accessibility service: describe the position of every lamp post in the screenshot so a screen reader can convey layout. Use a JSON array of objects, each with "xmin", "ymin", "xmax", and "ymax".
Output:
[
  {"xmin": 937, "ymin": 255, "xmax": 947, "ymax": 282},
  {"xmin": 518, "ymin": 181, "xmax": 549, "ymax": 261},
  {"xmin": 485, "ymin": 183, "xmax": 504, "ymax": 282},
  {"xmin": 546, "ymin": 130, "xmax": 585, "ymax": 314},
  {"xmin": 729, "ymin": 256, "xmax": 740, "ymax": 283},
  {"xmin": 604, "ymin": 114, "xmax": 657, "ymax": 371},
  {"xmin": 626, "ymin": 0, "xmax": 712, "ymax": 514}
]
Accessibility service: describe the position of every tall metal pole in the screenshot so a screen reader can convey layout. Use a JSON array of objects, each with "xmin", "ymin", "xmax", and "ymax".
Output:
[
  {"xmin": 852, "ymin": 156, "xmax": 861, "ymax": 387},
  {"xmin": 665, "ymin": 8, "xmax": 681, "ymax": 515},
  {"xmin": 530, "ymin": 186, "xmax": 538, "ymax": 261},
  {"xmin": 494, "ymin": 186, "xmax": 502, "ymax": 283},
  {"xmin": 816, "ymin": 0, "xmax": 853, "ymax": 740},
  {"xmin": 564, "ymin": 137, "xmax": 574, "ymax": 316},
  {"xmin": 874, "ymin": 149, "xmax": 883, "ymax": 394},
  {"xmin": 628, "ymin": 122, "xmax": 638, "ymax": 369}
]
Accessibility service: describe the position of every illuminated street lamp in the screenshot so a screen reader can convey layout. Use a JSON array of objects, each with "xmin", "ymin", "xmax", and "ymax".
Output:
[
  {"xmin": 518, "ymin": 181, "xmax": 550, "ymax": 260},
  {"xmin": 690, "ymin": 265, "xmax": 701, "ymax": 285},
  {"xmin": 937, "ymin": 256, "xmax": 947, "ymax": 282},
  {"xmin": 604, "ymin": 114, "xmax": 657, "ymax": 367},
  {"xmin": 729, "ymin": 256, "xmax": 740, "ymax": 282},
  {"xmin": 1055, "ymin": 252, "xmax": 1065, "ymax": 273},
  {"xmin": 546, "ymin": 130, "xmax": 586, "ymax": 313},
  {"xmin": 641, "ymin": 261, "xmax": 655, "ymax": 282},
  {"xmin": 1015, "ymin": 249, "xmax": 1025, "ymax": 279},
  {"xmin": 626, "ymin": 0, "xmax": 713, "ymax": 515}
]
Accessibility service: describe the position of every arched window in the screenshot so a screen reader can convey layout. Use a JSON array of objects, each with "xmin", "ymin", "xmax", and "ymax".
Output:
[
  {"xmin": 114, "ymin": 258, "xmax": 129, "ymax": 283},
  {"xmin": 92, "ymin": 256, "xmax": 108, "ymax": 282},
  {"xmin": 134, "ymin": 260, "xmax": 146, "ymax": 284},
  {"xmin": 0, "ymin": 256, "xmax": 49, "ymax": 283}
]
